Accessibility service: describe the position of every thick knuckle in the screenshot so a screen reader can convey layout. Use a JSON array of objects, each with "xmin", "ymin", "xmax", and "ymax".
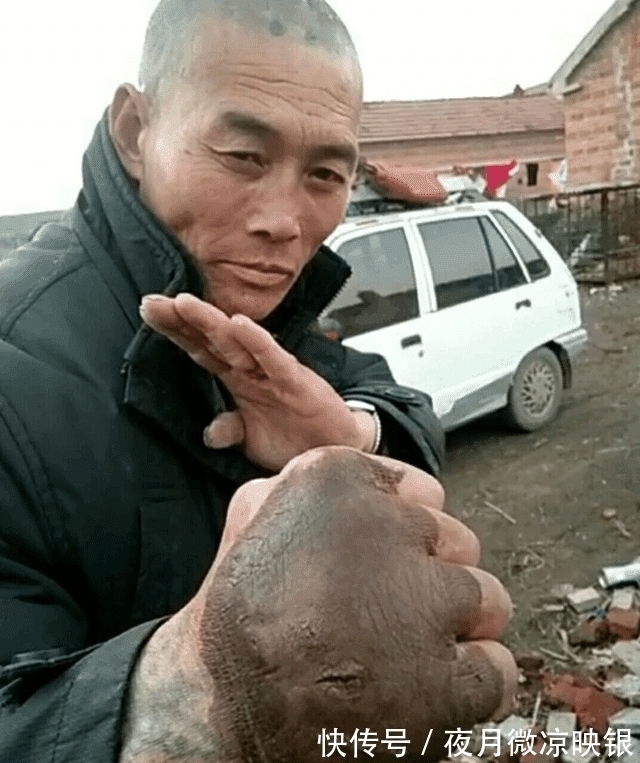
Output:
[{"xmin": 450, "ymin": 642, "xmax": 508, "ymax": 725}]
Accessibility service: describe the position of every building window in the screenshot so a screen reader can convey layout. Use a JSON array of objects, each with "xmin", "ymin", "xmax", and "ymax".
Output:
[{"xmin": 526, "ymin": 163, "xmax": 539, "ymax": 187}]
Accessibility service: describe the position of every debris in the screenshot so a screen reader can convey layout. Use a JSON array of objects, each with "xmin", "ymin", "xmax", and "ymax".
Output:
[
  {"xmin": 612, "ymin": 640, "xmax": 640, "ymax": 675},
  {"xmin": 612, "ymin": 518, "xmax": 632, "ymax": 539},
  {"xmin": 562, "ymin": 749, "xmax": 597, "ymax": 763},
  {"xmin": 602, "ymin": 508, "xmax": 618, "ymax": 520},
  {"xmin": 508, "ymin": 548, "xmax": 545, "ymax": 577},
  {"xmin": 546, "ymin": 711, "xmax": 576, "ymax": 735},
  {"xmin": 605, "ymin": 674, "xmax": 640, "ymax": 705},
  {"xmin": 541, "ymin": 604, "xmax": 565, "ymax": 613},
  {"xmin": 607, "ymin": 608, "xmax": 640, "ymax": 640},
  {"xmin": 550, "ymin": 584, "xmax": 575, "ymax": 600},
  {"xmin": 516, "ymin": 653, "xmax": 545, "ymax": 679},
  {"xmin": 483, "ymin": 500, "xmax": 517, "ymax": 525},
  {"xmin": 570, "ymin": 685, "xmax": 623, "ymax": 735},
  {"xmin": 624, "ymin": 738, "xmax": 640, "ymax": 763},
  {"xmin": 566, "ymin": 587, "xmax": 601, "ymax": 613},
  {"xmin": 498, "ymin": 715, "xmax": 530, "ymax": 742},
  {"xmin": 543, "ymin": 673, "xmax": 624, "ymax": 735},
  {"xmin": 555, "ymin": 627, "xmax": 585, "ymax": 664},
  {"xmin": 600, "ymin": 559, "xmax": 640, "ymax": 588},
  {"xmin": 539, "ymin": 647, "xmax": 571, "ymax": 662},
  {"xmin": 468, "ymin": 723, "xmax": 495, "ymax": 755},
  {"xmin": 585, "ymin": 647, "xmax": 615, "ymax": 671},
  {"xmin": 598, "ymin": 345, "xmax": 628, "ymax": 354},
  {"xmin": 530, "ymin": 692, "xmax": 542, "ymax": 730},
  {"xmin": 611, "ymin": 587, "xmax": 636, "ymax": 611},
  {"xmin": 568, "ymin": 618, "xmax": 609, "ymax": 647},
  {"xmin": 608, "ymin": 706, "xmax": 640, "ymax": 734},
  {"xmin": 520, "ymin": 729, "xmax": 553, "ymax": 763}
]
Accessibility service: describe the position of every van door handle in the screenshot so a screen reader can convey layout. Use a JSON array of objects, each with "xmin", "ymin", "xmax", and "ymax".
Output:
[
  {"xmin": 515, "ymin": 299, "xmax": 532, "ymax": 310},
  {"xmin": 401, "ymin": 334, "xmax": 422, "ymax": 349}
]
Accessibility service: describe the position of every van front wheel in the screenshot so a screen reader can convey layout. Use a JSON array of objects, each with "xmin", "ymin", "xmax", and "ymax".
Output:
[{"xmin": 505, "ymin": 347, "xmax": 563, "ymax": 431}]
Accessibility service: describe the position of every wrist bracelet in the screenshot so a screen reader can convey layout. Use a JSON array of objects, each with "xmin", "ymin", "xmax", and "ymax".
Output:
[{"xmin": 345, "ymin": 399, "xmax": 382, "ymax": 454}]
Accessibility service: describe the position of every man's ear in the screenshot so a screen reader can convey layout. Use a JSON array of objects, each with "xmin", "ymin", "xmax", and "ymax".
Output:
[{"xmin": 109, "ymin": 84, "xmax": 151, "ymax": 182}]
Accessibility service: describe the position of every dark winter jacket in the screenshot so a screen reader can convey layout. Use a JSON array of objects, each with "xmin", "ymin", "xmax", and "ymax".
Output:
[{"xmin": 0, "ymin": 115, "xmax": 444, "ymax": 762}]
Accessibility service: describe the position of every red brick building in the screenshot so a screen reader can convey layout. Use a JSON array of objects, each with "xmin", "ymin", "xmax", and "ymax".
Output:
[
  {"xmin": 358, "ymin": 93, "xmax": 566, "ymax": 198},
  {"xmin": 551, "ymin": 0, "xmax": 640, "ymax": 188}
]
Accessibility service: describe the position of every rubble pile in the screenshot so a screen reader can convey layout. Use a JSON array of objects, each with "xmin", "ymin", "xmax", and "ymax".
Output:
[{"xmin": 454, "ymin": 562, "xmax": 640, "ymax": 763}]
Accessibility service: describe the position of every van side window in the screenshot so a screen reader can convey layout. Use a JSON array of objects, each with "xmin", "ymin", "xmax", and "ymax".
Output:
[
  {"xmin": 479, "ymin": 217, "xmax": 528, "ymax": 290},
  {"xmin": 327, "ymin": 228, "xmax": 419, "ymax": 339},
  {"xmin": 492, "ymin": 211, "xmax": 551, "ymax": 281},
  {"xmin": 418, "ymin": 218, "xmax": 495, "ymax": 309}
]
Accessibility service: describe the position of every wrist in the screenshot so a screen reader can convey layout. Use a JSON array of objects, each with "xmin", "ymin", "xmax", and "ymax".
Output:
[
  {"xmin": 345, "ymin": 400, "xmax": 382, "ymax": 454},
  {"xmin": 119, "ymin": 610, "xmax": 222, "ymax": 763}
]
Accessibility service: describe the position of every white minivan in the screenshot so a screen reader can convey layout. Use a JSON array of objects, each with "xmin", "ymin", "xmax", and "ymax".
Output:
[{"xmin": 322, "ymin": 200, "xmax": 588, "ymax": 432}]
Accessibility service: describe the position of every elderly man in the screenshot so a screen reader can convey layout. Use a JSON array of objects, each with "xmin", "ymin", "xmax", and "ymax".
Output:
[{"xmin": 0, "ymin": 1, "xmax": 516, "ymax": 761}]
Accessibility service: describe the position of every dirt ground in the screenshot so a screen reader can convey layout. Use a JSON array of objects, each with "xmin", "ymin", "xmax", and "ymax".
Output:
[{"xmin": 442, "ymin": 280, "xmax": 640, "ymax": 655}]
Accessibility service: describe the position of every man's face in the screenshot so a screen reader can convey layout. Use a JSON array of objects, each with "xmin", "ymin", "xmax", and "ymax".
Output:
[{"xmin": 136, "ymin": 19, "xmax": 361, "ymax": 320}]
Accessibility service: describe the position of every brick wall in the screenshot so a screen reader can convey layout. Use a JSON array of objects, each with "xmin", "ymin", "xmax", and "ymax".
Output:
[
  {"xmin": 564, "ymin": 4, "xmax": 640, "ymax": 187},
  {"xmin": 359, "ymin": 130, "xmax": 565, "ymax": 197}
]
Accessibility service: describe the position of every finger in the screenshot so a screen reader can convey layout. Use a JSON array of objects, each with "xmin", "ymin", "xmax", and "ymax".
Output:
[
  {"xmin": 140, "ymin": 295, "xmax": 204, "ymax": 349},
  {"xmin": 230, "ymin": 314, "xmax": 297, "ymax": 378},
  {"xmin": 213, "ymin": 476, "xmax": 281, "ymax": 567},
  {"xmin": 140, "ymin": 295, "xmax": 230, "ymax": 375},
  {"xmin": 203, "ymin": 411, "xmax": 245, "ymax": 449},
  {"xmin": 361, "ymin": 451, "xmax": 446, "ymax": 513},
  {"xmin": 205, "ymin": 475, "xmax": 282, "ymax": 582},
  {"xmin": 281, "ymin": 448, "xmax": 447, "ymax": 527},
  {"xmin": 460, "ymin": 566, "xmax": 513, "ymax": 641},
  {"xmin": 452, "ymin": 640, "xmax": 518, "ymax": 725},
  {"xmin": 173, "ymin": 294, "xmax": 257, "ymax": 371},
  {"xmin": 471, "ymin": 641, "xmax": 519, "ymax": 721},
  {"xmin": 415, "ymin": 505, "xmax": 481, "ymax": 566}
]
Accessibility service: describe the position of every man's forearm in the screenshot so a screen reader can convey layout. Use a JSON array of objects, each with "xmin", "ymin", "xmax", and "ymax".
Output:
[{"xmin": 119, "ymin": 615, "xmax": 223, "ymax": 763}]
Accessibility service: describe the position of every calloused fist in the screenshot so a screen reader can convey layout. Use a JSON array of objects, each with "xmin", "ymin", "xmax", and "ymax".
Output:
[{"xmin": 181, "ymin": 447, "xmax": 518, "ymax": 762}]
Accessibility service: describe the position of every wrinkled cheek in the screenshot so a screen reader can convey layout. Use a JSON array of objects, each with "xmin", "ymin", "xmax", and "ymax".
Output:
[{"xmin": 305, "ymin": 197, "xmax": 349, "ymax": 247}]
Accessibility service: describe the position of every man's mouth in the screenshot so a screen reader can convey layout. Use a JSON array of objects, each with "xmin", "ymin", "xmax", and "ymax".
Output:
[{"xmin": 217, "ymin": 261, "xmax": 296, "ymax": 288}]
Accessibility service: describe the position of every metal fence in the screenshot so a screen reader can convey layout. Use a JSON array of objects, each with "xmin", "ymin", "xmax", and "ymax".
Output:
[{"xmin": 515, "ymin": 183, "xmax": 640, "ymax": 283}]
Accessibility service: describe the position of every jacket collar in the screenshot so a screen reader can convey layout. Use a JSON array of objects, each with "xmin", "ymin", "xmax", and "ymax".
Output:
[{"xmin": 71, "ymin": 114, "xmax": 351, "ymax": 480}]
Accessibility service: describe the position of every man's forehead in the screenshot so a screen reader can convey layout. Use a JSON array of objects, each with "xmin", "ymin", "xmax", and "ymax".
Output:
[{"xmin": 185, "ymin": 17, "xmax": 362, "ymax": 103}]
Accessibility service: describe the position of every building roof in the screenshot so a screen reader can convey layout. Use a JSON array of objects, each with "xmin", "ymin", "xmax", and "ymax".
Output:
[
  {"xmin": 359, "ymin": 93, "xmax": 564, "ymax": 144},
  {"xmin": 550, "ymin": 0, "xmax": 639, "ymax": 92}
]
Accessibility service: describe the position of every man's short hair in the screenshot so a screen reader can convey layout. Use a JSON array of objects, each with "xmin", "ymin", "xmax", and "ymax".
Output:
[{"xmin": 139, "ymin": 0, "xmax": 362, "ymax": 104}]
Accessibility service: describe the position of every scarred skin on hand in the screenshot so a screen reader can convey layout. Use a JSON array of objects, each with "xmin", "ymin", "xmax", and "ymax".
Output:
[{"xmin": 119, "ymin": 448, "xmax": 518, "ymax": 763}]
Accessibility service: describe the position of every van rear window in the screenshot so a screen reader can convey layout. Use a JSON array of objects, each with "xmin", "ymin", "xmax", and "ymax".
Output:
[
  {"xmin": 492, "ymin": 211, "xmax": 551, "ymax": 281},
  {"xmin": 418, "ymin": 218, "xmax": 495, "ymax": 309}
]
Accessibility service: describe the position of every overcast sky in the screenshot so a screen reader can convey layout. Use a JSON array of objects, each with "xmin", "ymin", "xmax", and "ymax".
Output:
[{"xmin": 0, "ymin": 0, "xmax": 613, "ymax": 216}]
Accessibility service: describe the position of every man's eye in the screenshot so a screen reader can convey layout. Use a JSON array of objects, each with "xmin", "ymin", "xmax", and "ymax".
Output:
[
  {"xmin": 228, "ymin": 152, "xmax": 263, "ymax": 166},
  {"xmin": 312, "ymin": 168, "xmax": 346, "ymax": 184}
]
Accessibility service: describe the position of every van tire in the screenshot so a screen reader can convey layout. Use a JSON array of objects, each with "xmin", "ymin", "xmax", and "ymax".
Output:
[{"xmin": 505, "ymin": 347, "xmax": 563, "ymax": 432}]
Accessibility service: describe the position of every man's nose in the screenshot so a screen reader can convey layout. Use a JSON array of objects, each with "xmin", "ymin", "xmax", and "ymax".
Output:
[{"xmin": 245, "ymin": 174, "xmax": 304, "ymax": 243}]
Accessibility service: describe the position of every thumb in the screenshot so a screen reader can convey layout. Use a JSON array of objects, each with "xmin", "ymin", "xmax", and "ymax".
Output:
[{"xmin": 203, "ymin": 411, "xmax": 245, "ymax": 449}]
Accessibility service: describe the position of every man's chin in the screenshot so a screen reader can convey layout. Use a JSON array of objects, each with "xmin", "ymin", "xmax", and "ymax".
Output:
[{"xmin": 208, "ymin": 289, "xmax": 286, "ymax": 322}]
